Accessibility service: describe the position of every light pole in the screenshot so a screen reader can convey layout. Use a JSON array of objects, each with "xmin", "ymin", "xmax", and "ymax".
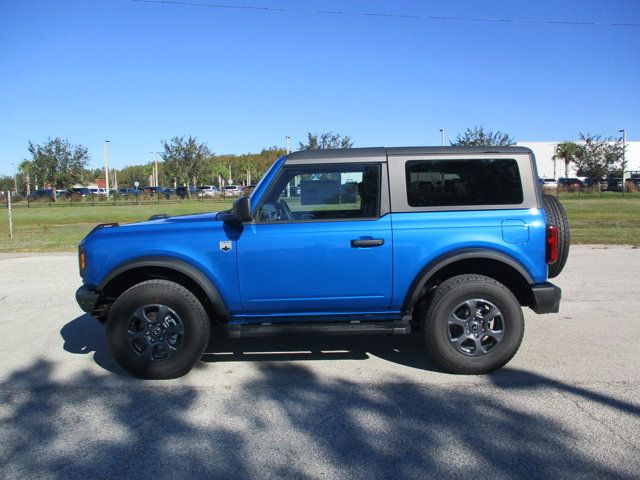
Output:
[
  {"xmin": 104, "ymin": 140, "xmax": 110, "ymax": 194},
  {"xmin": 10, "ymin": 163, "xmax": 17, "ymax": 193},
  {"xmin": 619, "ymin": 129, "xmax": 627, "ymax": 194},
  {"xmin": 155, "ymin": 152, "xmax": 161, "ymax": 187},
  {"xmin": 439, "ymin": 129, "xmax": 445, "ymax": 146},
  {"xmin": 150, "ymin": 151, "xmax": 161, "ymax": 187},
  {"xmin": 285, "ymin": 136, "xmax": 291, "ymax": 154}
]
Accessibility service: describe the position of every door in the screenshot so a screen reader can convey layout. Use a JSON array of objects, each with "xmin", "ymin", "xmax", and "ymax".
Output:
[{"xmin": 236, "ymin": 162, "xmax": 392, "ymax": 317}]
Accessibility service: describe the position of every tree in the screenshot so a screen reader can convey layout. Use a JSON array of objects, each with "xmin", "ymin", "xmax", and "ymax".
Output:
[
  {"xmin": 554, "ymin": 141, "xmax": 581, "ymax": 178},
  {"xmin": 0, "ymin": 175, "xmax": 13, "ymax": 193},
  {"xmin": 28, "ymin": 138, "xmax": 90, "ymax": 190},
  {"xmin": 17, "ymin": 160, "xmax": 32, "ymax": 194},
  {"xmin": 451, "ymin": 126, "xmax": 515, "ymax": 147},
  {"xmin": 160, "ymin": 136, "xmax": 211, "ymax": 196},
  {"xmin": 573, "ymin": 133, "xmax": 623, "ymax": 180},
  {"xmin": 117, "ymin": 165, "xmax": 148, "ymax": 188},
  {"xmin": 211, "ymin": 147, "xmax": 287, "ymax": 187},
  {"xmin": 299, "ymin": 132, "xmax": 353, "ymax": 150}
]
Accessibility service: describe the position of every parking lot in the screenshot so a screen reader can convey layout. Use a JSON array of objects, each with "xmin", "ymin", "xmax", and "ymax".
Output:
[{"xmin": 0, "ymin": 245, "xmax": 639, "ymax": 479}]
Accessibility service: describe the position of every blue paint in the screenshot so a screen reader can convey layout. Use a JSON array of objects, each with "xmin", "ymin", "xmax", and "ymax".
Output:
[{"xmin": 80, "ymin": 159, "xmax": 550, "ymax": 324}]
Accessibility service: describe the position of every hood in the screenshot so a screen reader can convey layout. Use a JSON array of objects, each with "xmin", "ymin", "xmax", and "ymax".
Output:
[{"xmin": 125, "ymin": 211, "xmax": 221, "ymax": 227}]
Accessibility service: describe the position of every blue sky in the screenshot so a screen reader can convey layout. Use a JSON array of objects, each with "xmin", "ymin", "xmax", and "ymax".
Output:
[{"xmin": 1, "ymin": 0, "xmax": 639, "ymax": 173}]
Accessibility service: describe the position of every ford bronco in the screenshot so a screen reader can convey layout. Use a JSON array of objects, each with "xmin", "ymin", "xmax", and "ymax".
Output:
[{"xmin": 76, "ymin": 146, "xmax": 568, "ymax": 379}]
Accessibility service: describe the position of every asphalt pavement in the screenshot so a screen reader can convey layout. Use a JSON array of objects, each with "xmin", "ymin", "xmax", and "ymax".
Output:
[{"xmin": 0, "ymin": 246, "xmax": 639, "ymax": 479}]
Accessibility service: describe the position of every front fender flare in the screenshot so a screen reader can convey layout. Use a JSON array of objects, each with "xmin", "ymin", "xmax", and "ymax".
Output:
[{"xmin": 98, "ymin": 256, "xmax": 229, "ymax": 318}]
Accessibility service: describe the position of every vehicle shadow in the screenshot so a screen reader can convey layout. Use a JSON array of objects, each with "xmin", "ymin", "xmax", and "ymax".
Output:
[
  {"xmin": 59, "ymin": 314, "xmax": 128, "ymax": 376},
  {"xmin": 203, "ymin": 330, "xmax": 445, "ymax": 372},
  {"xmin": 60, "ymin": 315, "xmax": 445, "ymax": 374}
]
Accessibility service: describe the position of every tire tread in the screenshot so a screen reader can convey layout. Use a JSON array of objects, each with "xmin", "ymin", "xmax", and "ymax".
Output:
[
  {"xmin": 107, "ymin": 279, "xmax": 210, "ymax": 379},
  {"xmin": 424, "ymin": 274, "xmax": 524, "ymax": 375}
]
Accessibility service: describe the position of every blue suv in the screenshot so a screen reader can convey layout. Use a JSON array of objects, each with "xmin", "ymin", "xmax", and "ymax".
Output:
[{"xmin": 76, "ymin": 147, "xmax": 568, "ymax": 379}]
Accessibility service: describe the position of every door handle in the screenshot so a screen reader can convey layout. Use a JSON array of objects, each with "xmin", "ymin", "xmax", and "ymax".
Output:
[{"xmin": 351, "ymin": 238, "xmax": 385, "ymax": 248}]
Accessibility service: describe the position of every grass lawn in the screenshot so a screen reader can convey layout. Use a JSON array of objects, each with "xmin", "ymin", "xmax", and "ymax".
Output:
[
  {"xmin": 0, "ymin": 200, "xmax": 233, "ymax": 252},
  {"xmin": 559, "ymin": 196, "xmax": 640, "ymax": 246},
  {"xmin": 0, "ymin": 196, "xmax": 638, "ymax": 252}
]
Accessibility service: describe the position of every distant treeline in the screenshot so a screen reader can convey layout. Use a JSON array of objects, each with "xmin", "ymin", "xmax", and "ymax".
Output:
[{"xmin": 1, "ymin": 131, "xmax": 355, "ymax": 192}]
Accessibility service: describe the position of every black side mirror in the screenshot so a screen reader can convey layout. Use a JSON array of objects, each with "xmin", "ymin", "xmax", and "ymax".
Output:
[
  {"xmin": 232, "ymin": 196, "xmax": 252, "ymax": 222},
  {"xmin": 218, "ymin": 196, "xmax": 252, "ymax": 223}
]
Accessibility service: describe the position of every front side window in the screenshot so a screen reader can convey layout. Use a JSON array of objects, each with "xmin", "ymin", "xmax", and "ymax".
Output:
[
  {"xmin": 257, "ymin": 163, "xmax": 381, "ymax": 222},
  {"xmin": 406, "ymin": 158, "xmax": 523, "ymax": 207}
]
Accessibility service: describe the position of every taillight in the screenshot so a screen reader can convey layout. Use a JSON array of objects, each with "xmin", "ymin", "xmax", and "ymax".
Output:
[{"xmin": 546, "ymin": 225, "xmax": 558, "ymax": 264}]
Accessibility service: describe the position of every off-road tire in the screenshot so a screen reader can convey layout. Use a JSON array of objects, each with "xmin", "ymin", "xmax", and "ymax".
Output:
[
  {"xmin": 107, "ymin": 280, "xmax": 210, "ymax": 379},
  {"xmin": 424, "ymin": 274, "xmax": 524, "ymax": 374},
  {"xmin": 543, "ymin": 193, "xmax": 570, "ymax": 278}
]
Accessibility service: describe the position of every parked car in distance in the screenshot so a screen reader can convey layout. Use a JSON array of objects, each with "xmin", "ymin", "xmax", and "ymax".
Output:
[
  {"xmin": 580, "ymin": 177, "xmax": 596, "ymax": 188},
  {"xmin": 606, "ymin": 177, "xmax": 623, "ymax": 192},
  {"xmin": 539, "ymin": 178, "xmax": 557, "ymax": 188},
  {"xmin": 118, "ymin": 188, "xmax": 141, "ymax": 196},
  {"xmin": 223, "ymin": 185, "xmax": 243, "ymax": 197},
  {"xmin": 30, "ymin": 189, "xmax": 54, "ymax": 199},
  {"xmin": 163, "ymin": 188, "xmax": 175, "ymax": 199},
  {"xmin": 143, "ymin": 186, "xmax": 165, "ymax": 196},
  {"xmin": 69, "ymin": 187, "xmax": 92, "ymax": 197},
  {"xmin": 557, "ymin": 177, "xmax": 583, "ymax": 188},
  {"xmin": 89, "ymin": 188, "xmax": 108, "ymax": 196},
  {"xmin": 196, "ymin": 185, "xmax": 220, "ymax": 197},
  {"xmin": 176, "ymin": 186, "xmax": 197, "ymax": 198}
]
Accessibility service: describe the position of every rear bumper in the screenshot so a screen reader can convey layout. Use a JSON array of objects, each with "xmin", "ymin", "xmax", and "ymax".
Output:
[
  {"xmin": 531, "ymin": 282, "xmax": 561, "ymax": 314},
  {"xmin": 76, "ymin": 285, "xmax": 100, "ymax": 313}
]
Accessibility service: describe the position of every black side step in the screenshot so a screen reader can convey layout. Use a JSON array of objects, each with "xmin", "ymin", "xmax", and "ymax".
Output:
[{"xmin": 225, "ymin": 320, "xmax": 411, "ymax": 339}]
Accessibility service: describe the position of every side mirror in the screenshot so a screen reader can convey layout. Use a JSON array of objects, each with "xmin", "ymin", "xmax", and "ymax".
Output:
[{"xmin": 232, "ymin": 196, "xmax": 252, "ymax": 222}]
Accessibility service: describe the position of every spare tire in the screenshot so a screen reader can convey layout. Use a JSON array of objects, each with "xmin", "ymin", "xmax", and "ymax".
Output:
[{"xmin": 543, "ymin": 194, "xmax": 570, "ymax": 278}]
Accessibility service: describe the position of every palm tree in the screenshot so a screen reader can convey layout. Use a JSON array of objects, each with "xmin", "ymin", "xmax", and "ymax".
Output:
[
  {"xmin": 18, "ymin": 160, "xmax": 32, "ymax": 195},
  {"xmin": 554, "ymin": 142, "xmax": 581, "ymax": 178}
]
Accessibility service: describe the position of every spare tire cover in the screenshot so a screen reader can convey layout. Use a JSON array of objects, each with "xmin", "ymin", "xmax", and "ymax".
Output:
[{"xmin": 543, "ymin": 194, "xmax": 570, "ymax": 278}]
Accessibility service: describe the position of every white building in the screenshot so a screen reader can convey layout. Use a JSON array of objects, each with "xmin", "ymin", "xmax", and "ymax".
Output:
[{"xmin": 516, "ymin": 141, "xmax": 640, "ymax": 179}]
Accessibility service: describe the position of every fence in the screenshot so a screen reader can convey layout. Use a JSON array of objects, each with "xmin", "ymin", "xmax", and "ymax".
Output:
[
  {"xmin": 2, "ymin": 187, "xmax": 639, "ymax": 210},
  {"xmin": 1, "ymin": 192, "xmax": 238, "ymax": 209},
  {"xmin": 549, "ymin": 185, "xmax": 640, "ymax": 199}
]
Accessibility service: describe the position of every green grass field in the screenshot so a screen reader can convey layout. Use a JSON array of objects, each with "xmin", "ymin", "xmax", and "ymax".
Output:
[
  {"xmin": 0, "ymin": 196, "xmax": 638, "ymax": 252},
  {"xmin": 559, "ymin": 196, "xmax": 640, "ymax": 245},
  {"xmin": 0, "ymin": 200, "xmax": 233, "ymax": 252}
]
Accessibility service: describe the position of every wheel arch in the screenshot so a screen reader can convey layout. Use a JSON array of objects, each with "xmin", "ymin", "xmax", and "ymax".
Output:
[
  {"xmin": 98, "ymin": 257, "xmax": 229, "ymax": 321},
  {"xmin": 402, "ymin": 248, "xmax": 534, "ymax": 319}
]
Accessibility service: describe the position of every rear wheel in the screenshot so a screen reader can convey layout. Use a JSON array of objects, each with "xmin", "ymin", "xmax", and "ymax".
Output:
[
  {"xmin": 107, "ymin": 280, "xmax": 210, "ymax": 379},
  {"xmin": 424, "ymin": 274, "xmax": 524, "ymax": 374},
  {"xmin": 543, "ymin": 194, "xmax": 570, "ymax": 278}
]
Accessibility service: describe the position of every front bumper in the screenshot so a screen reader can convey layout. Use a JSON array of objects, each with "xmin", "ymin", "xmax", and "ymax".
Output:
[
  {"xmin": 76, "ymin": 285, "xmax": 100, "ymax": 313},
  {"xmin": 531, "ymin": 282, "xmax": 561, "ymax": 314}
]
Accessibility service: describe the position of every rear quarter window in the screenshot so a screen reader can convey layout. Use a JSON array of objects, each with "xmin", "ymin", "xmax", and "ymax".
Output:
[{"xmin": 405, "ymin": 158, "xmax": 523, "ymax": 207}]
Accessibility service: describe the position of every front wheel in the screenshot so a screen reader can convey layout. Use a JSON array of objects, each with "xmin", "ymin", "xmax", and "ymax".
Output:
[
  {"xmin": 424, "ymin": 274, "xmax": 524, "ymax": 374},
  {"xmin": 106, "ymin": 280, "xmax": 210, "ymax": 379}
]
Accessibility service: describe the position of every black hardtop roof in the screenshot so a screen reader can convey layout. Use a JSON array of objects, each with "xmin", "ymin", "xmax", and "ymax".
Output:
[{"xmin": 285, "ymin": 146, "xmax": 533, "ymax": 162}]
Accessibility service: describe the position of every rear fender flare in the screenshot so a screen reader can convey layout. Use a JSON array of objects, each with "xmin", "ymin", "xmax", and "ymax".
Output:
[{"xmin": 402, "ymin": 248, "xmax": 534, "ymax": 315}]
